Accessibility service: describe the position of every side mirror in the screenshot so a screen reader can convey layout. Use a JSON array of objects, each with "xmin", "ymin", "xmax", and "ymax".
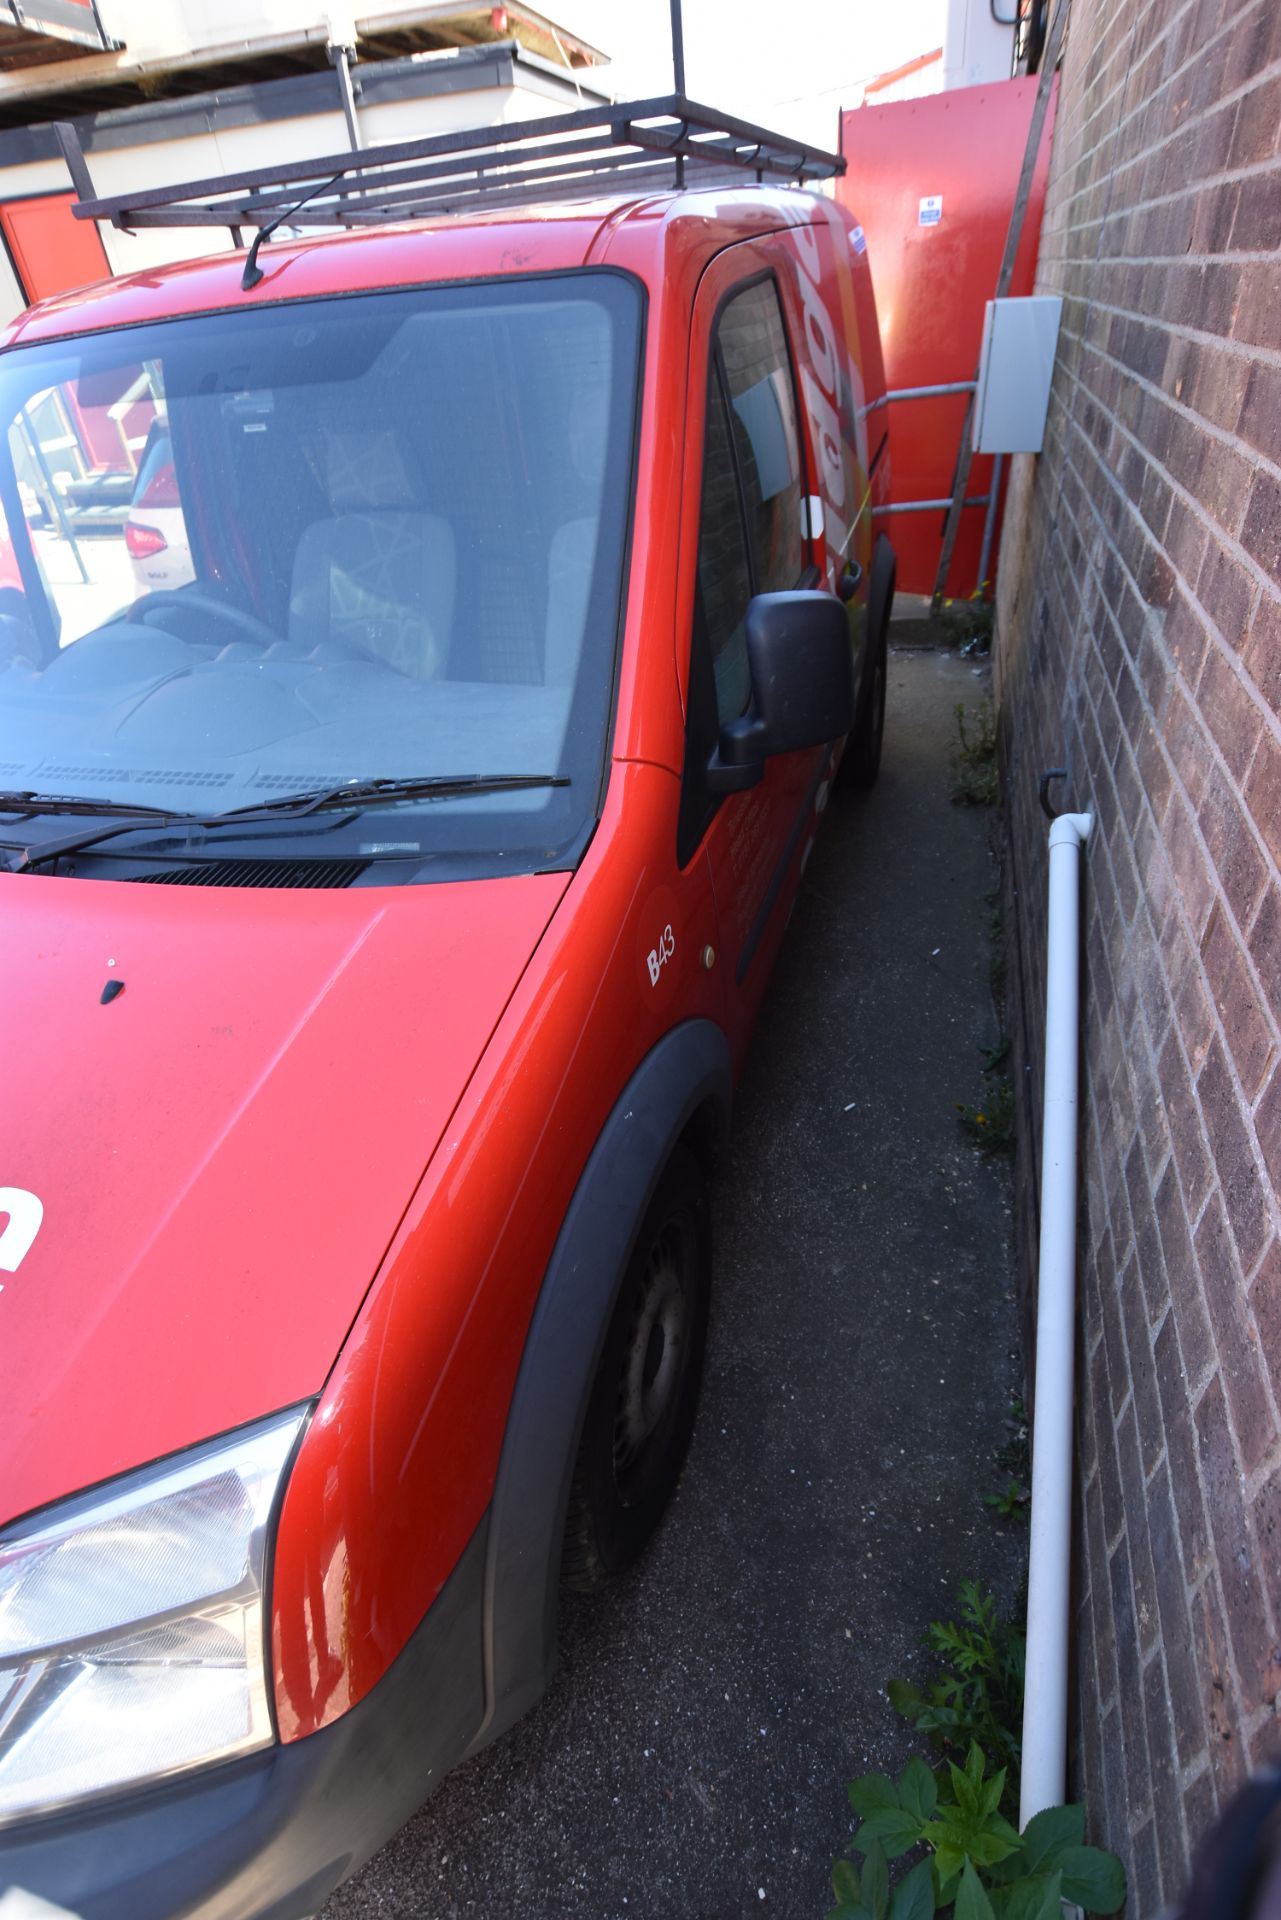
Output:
[{"xmin": 708, "ymin": 591, "xmax": 855, "ymax": 794}]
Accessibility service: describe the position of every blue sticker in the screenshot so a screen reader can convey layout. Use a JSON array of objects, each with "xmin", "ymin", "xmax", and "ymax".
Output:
[{"xmin": 918, "ymin": 195, "xmax": 942, "ymax": 227}]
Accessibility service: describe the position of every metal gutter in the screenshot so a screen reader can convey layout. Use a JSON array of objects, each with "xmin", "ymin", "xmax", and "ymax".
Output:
[
  {"xmin": 356, "ymin": 2, "xmax": 607, "ymax": 68},
  {"xmin": 0, "ymin": 41, "xmax": 608, "ymax": 170}
]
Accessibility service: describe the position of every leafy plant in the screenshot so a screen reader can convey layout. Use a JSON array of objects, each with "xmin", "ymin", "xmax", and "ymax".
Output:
[
  {"xmin": 957, "ymin": 1034, "xmax": 1015, "ymax": 1154},
  {"xmin": 995, "ymin": 1399, "xmax": 1029, "ymax": 1477},
  {"xmin": 887, "ymin": 1584, "xmax": 1024, "ymax": 1811},
  {"xmin": 982, "ymin": 1480, "xmax": 1030, "ymax": 1523},
  {"xmin": 936, "ymin": 591, "xmax": 994, "ymax": 655},
  {"xmin": 979, "ymin": 1036, "xmax": 1010, "ymax": 1075},
  {"xmin": 829, "ymin": 1746, "xmax": 1125, "ymax": 1918},
  {"xmin": 985, "ymin": 1401, "xmax": 1030, "ymax": 1524},
  {"xmin": 956, "ymin": 1078, "xmax": 1015, "ymax": 1152},
  {"xmin": 951, "ymin": 703, "xmax": 999, "ymax": 808},
  {"xmin": 829, "ymin": 1843, "xmax": 934, "ymax": 1920}
]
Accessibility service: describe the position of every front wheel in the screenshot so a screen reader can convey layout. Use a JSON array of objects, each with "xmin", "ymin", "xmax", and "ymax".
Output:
[{"xmin": 562, "ymin": 1147, "xmax": 711, "ymax": 1591}]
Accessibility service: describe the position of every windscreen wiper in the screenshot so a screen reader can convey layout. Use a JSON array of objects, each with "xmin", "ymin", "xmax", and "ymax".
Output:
[
  {"xmin": 2, "ymin": 774, "xmax": 568, "ymax": 874},
  {"xmin": 0, "ymin": 791, "xmax": 204, "ymax": 869},
  {"xmin": 0, "ymin": 791, "xmax": 184, "ymax": 820},
  {"xmin": 219, "ymin": 773, "xmax": 570, "ymax": 817}
]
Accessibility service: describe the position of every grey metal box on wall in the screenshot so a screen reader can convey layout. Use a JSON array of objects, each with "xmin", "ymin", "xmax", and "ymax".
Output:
[{"xmin": 971, "ymin": 295, "xmax": 1063, "ymax": 454}]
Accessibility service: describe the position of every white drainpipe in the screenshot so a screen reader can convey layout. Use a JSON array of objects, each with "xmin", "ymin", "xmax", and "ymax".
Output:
[{"xmin": 1019, "ymin": 809, "xmax": 1094, "ymax": 1831}]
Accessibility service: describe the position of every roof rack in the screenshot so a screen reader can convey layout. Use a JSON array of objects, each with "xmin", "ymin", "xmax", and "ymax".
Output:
[{"xmin": 53, "ymin": 94, "xmax": 845, "ymax": 241}]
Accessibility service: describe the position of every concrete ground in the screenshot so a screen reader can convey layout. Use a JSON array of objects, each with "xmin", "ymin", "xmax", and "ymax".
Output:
[{"xmin": 323, "ymin": 643, "xmax": 1026, "ymax": 1920}]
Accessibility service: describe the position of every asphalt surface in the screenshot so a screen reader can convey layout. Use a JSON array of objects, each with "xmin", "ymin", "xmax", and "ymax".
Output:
[{"xmin": 323, "ymin": 642, "xmax": 1026, "ymax": 1920}]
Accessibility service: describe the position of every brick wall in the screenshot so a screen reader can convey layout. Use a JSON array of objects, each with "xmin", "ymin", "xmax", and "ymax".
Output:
[{"xmin": 992, "ymin": 0, "xmax": 1281, "ymax": 1910}]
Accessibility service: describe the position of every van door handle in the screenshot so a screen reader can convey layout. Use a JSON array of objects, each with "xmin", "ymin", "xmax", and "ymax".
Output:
[{"xmin": 837, "ymin": 561, "xmax": 863, "ymax": 603}]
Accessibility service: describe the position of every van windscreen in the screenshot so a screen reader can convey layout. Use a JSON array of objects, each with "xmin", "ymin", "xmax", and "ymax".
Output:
[{"xmin": 0, "ymin": 270, "xmax": 641, "ymax": 878}]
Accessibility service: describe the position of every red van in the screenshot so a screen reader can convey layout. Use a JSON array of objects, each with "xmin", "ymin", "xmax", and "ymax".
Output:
[{"xmin": 0, "ymin": 103, "xmax": 892, "ymax": 1918}]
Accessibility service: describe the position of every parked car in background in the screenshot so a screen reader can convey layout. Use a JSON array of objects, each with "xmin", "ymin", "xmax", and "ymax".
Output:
[
  {"xmin": 0, "ymin": 107, "xmax": 894, "ymax": 1920},
  {"xmin": 124, "ymin": 421, "xmax": 195, "ymax": 592}
]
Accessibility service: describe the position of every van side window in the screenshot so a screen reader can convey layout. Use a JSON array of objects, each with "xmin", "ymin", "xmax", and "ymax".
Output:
[
  {"xmin": 695, "ymin": 279, "xmax": 805, "ymax": 732},
  {"xmin": 697, "ymin": 367, "xmax": 754, "ymax": 726},
  {"xmin": 718, "ymin": 281, "xmax": 803, "ymax": 598}
]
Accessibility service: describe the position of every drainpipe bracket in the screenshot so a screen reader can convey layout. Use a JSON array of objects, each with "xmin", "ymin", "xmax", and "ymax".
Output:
[{"xmin": 1048, "ymin": 811, "xmax": 1093, "ymax": 849}]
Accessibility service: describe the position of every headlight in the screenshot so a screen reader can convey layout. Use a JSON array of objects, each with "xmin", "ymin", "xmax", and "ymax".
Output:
[{"xmin": 0, "ymin": 1405, "xmax": 306, "ymax": 1824}]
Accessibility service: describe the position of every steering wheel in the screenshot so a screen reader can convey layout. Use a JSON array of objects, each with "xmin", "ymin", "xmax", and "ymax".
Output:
[{"xmin": 135, "ymin": 589, "xmax": 280, "ymax": 650}]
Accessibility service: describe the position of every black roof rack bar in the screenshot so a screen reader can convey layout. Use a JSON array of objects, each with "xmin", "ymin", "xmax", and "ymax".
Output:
[
  {"xmin": 305, "ymin": 155, "xmax": 717, "ymax": 226},
  {"xmin": 100, "ymin": 154, "xmax": 730, "ymax": 231},
  {"xmin": 97, "ymin": 127, "xmax": 633, "ymax": 230},
  {"xmin": 118, "ymin": 163, "xmax": 747, "ymax": 232},
  {"xmin": 59, "ymin": 97, "xmax": 666, "ymax": 224},
  {"xmin": 329, "ymin": 156, "xmax": 751, "ymax": 226},
  {"xmin": 53, "ymin": 120, "xmax": 95, "ymax": 202},
  {"xmin": 137, "ymin": 110, "xmax": 676, "ymax": 223},
  {"xmin": 56, "ymin": 92, "xmax": 843, "ymax": 235},
  {"xmin": 113, "ymin": 127, "xmax": 820, "ymax": 235},
  {"xmin": 331, "ymin": 163, "xmax": 751, "ymax": 227}
]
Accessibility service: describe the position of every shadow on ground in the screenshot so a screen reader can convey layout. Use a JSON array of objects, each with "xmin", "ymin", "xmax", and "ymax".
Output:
[{"xmin": 324, "ymin": 645, "xmax": 1026, "ymax": 1920}]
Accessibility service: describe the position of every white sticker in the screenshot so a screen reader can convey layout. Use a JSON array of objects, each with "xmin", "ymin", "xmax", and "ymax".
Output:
[
  {"xmin": 919, "ymin": 195, "xmax": 943, "ymax": 227},
  {"xmin": 850, "ymin": 224, "xmax": 867, "ymax": 255},
  {"xmin": 0, "ymin": 1186, "xmax": 43, "ymax": 1288},
  {"xmin": 646, "ymin": 923, "xmax": 675, "ymax": 987}
]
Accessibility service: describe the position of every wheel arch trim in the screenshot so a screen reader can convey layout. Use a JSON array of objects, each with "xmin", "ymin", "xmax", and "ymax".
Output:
[
  {"xmin": 850, "ymin": 531, "xmax": 895, "ymax": 738},
  {"xmin": 466, "ymin": 1017, "xmax": 732, "ymax": 1756},
  {"xmin": 868, "ymin": 533, "xmax": 896, "ymax": 655}
]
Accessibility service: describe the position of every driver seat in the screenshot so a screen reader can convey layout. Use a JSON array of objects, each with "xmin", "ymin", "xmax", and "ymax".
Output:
[{"xmin": 288, "ymin": 511, "xmax": 456, "ymax": 678}]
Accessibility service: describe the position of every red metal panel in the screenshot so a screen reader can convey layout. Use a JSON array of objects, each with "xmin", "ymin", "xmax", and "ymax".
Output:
[
  {"xmin": 838, "ymin": 76, "xmax": 1057, "ymax": 598},
  {"xmin": 0, "ymin": 0, "xmax": 109, "ymax": 55},
  {"xmin": 0, "ymin": 189, "xmax": 109, "ymax": 304},
  {"xmin": 0, "ymin": 868, "xmax": 571, "ymax": 1531}
]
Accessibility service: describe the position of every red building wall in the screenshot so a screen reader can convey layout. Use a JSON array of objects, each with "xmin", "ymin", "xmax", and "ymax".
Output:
[{"xmin": 839, "ymin": 77, "xmax": 1056, "ymax": 598}]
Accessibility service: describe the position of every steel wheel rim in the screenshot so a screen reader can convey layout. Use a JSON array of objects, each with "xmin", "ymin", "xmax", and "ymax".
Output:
[{"xmin": 613, "ymin": 1225, "xmax": 689, "ymax": 1496}]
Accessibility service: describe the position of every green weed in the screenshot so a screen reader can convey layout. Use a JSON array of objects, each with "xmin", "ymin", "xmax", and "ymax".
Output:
[
  {"xmin": 956, "ymin": 1078, "xmax": 1015, "ymax": 1153},
  {"xmin": 887, "ymin": 1582, "xmax": 1025, "ymax": 1812},
  {"xmin": 829, "ymin": 1744, "xmax": 1125, "ymax": 1918},
  {"xmin": 950, "ymin": 703, "xmax": 999, "ymax": 808}
]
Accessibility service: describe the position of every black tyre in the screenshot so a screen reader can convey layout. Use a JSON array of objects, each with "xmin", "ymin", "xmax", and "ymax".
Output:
[
  {"xmin": 562, "ymin": 1147, "xmax": 711, "ymax": 1591},
  {"xmin": 843, "ymin": 637, "xmax": 886, "ymax": 789},
  {"xmin": 838, "ymin": 551, "xmax": 894, "ymax": 792}
]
